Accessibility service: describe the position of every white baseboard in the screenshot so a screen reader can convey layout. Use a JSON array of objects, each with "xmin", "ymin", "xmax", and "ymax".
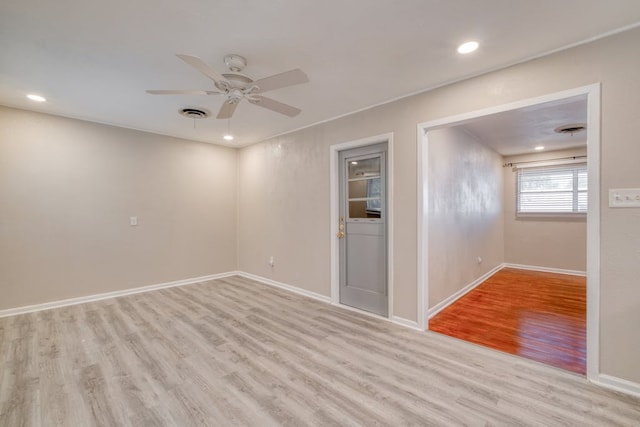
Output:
[
  {"xmin": 1, "ymin": 270, "xmax": 421, "ymax": 331},
  {"xmin": 236, "ymin": 272, "xmax": 332, "ymax": 304},
  {"xmin": 590, "ymin": 374, "xmax": 640, "ymax": 399},
  {"xmin": 503, "ymin": 263, "xmax": 586, "ymax": 277},
  {"xmin": 330, "ymin": 300, "xmax": 389, "ymax": 319},
  {"xmin": 0, "ymin": 271, "xmax": 237, "ymax": 318},
  {"xmin": 427, "ymin": 263, "xmax": 504, "ymax": 319},
  {"xmin": 239, "ymin": 272, "xmax": 425, "ymax": 332},
  {"xmin": 6, "ymin": 266, "xmax": 638, "ymax": 400},
  {"xmin": 391, "ymin": 316, "xmax": 423, "ymax": 330}
]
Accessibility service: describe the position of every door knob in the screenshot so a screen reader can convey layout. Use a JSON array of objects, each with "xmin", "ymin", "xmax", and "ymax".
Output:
[{"xmin": 337, "ymin": 231, "xmax": 345, "ymax": 238}]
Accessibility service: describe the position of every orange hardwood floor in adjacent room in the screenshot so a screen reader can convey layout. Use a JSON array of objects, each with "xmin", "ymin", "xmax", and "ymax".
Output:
[{"xmin": 429, "ymin": 267, "xmax": 586, "ymax": 374}]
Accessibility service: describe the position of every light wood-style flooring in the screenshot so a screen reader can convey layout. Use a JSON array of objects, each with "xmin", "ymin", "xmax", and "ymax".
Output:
[
  {"xmin": 1, "ymin": 275, "xmax": 638, "ymax": 426},
  {"xmin": 430, "ymin": 268, "xmax": 586, "ymax": 374}
]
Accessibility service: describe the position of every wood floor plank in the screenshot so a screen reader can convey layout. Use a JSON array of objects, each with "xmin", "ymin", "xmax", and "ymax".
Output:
[
  {"xmin": 1, "ymin": 275, "xmax": 639, "ymax": 426},
  {"xmin": 430, "ymin": 267, "xmax": 587, "ymax": 374}
]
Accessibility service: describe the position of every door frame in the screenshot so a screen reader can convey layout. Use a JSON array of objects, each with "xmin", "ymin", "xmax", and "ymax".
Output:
[
  {"xmin": 416, "ymin": 84, "xmax": 601, "ymax": 380},
  {"xmin": 330, "ymin": 133, "xmax": 394, "ymax": 319}
]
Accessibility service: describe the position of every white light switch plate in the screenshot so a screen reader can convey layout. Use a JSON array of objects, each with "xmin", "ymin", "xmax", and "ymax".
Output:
[
  {"xmin": 609, "ymin": 188, "xmax": 640, "ymax": 208},
  {"xmin": 130, "ymin": 216, "xmax": 138, "ymax": 226}
]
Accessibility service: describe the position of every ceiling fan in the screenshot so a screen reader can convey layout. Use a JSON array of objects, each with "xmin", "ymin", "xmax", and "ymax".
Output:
[{"xmin": 147, "ymin": 54, "xmax": 308, "ymax": 119}]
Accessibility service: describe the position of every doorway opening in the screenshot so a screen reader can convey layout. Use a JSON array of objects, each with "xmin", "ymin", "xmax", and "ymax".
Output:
[
  {"xmin": 330, "ymin": 133, "xmax": 394, "ymax": 319},
  {"xmin": 417, "ymin": 85, "xmax": 600, "ymax": 378}
]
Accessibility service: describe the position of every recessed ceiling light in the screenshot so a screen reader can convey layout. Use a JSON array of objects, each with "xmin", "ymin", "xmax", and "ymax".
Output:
[
  {"xmin": 457, "ymin": 41, "xmax": 479, "ymax": 54},
  {"xmin": 26, "ymin": 94, "xmax": 46, "ymax": 102},
  {"xmin": 223, "ymin": 134, "xmax": 234, "ymax": 141},
  {"xmin": 534, "ymin": 146, "xmax": 545, "ymax": 151}
]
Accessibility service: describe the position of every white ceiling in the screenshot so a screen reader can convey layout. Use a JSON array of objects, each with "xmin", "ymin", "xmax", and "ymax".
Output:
[
  {"xmin": 459, "ymin": 95, "xmax": 587, "ymax": 156},
  {"xmin": 1, "ymin": 1, "xmax": 639, "ymax": 147}
]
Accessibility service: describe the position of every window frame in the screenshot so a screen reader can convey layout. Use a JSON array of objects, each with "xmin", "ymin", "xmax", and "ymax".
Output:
[{"xmin": 515, "ymin": 162, "xmax": 587, "ymax": 218}]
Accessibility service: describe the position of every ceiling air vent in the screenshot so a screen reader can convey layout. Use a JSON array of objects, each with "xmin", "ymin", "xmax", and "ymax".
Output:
[
  {"xmin": 554, "ymin": 123, "xmax": 586, "ymax": 135},
  {"xmin": 179, "ymin": 108, "xmax": 210, "ymax": 119}
]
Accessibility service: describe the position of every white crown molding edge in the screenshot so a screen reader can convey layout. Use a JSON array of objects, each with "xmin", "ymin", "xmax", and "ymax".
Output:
[
  {"xmin": 427, "ymin": 263, "xmax": 504, "ymax": 319},
  {"xmin": 0, "ymin": 271, "xmax": 238, "ymax": 318},
  {"xmin": 263, "ymin": 24, "xmax": 639, "ymax": 149}
]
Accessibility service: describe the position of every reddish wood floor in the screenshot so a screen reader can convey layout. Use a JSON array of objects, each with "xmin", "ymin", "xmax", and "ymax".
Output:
[{"xmin": 429, "ymin": 268, "xmax": 586, "ymax": 374}]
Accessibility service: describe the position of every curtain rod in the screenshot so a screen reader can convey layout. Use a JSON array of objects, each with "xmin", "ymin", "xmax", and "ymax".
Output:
[{"xmin": 503, "ymin": 155, "xmax": 587, "ymax": 168}]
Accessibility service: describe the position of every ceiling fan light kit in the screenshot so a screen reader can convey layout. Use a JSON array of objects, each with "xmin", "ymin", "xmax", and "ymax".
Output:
[{"xmin": 147, "ymin": 53, "xmax": 309, "ymax": 122}]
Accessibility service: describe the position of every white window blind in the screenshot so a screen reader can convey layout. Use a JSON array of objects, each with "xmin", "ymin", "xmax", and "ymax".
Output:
[{"xmin": 517, "ymin": 163, "xmax": 587, "ymax": 214}]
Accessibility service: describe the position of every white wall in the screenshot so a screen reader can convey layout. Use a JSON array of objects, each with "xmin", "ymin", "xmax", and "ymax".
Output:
[
  {"xmin": 237, "ymin": 27, "xmax": 640, "ymax": 384},
  {"xmin": 238, "ymin": 131, "xmax": 329, "ymax": 295},
  {"xmin": 0, "ymin": 106, "xmax": 238, "ymax": 310},
  {"xmin": 428, "ymin": 127, "xmax": 504, "ymax": 307},
  {"xmin": 503, "ymin": 147, "xmax": 587, "ymax": 271},
  {"xmin": 2, "ymin": 26, "xmax": 639, "ymax": 387}
]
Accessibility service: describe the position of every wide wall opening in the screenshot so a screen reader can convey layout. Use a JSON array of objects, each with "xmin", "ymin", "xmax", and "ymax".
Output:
[{"xmin": 418, "ymin": 86, "xmax": 599, "ymax": 377}]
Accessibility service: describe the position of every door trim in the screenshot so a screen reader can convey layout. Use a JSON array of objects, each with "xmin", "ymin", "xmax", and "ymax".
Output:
[
  {"xmin": 330, "ymin": 133, "xmax": 394, "ymax": 318},
  {"xmin": 416, "ymin": 83, "xmax": 601, "ymax": 381}
]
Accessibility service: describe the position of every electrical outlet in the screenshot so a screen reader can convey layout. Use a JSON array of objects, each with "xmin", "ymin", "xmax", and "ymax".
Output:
[
  {"xmin": 477, "ymin": 256, "xmax": 483, "ymax": 264},
  {"xmin": 609, "ymin": 188, "xmax": 640, "ymax": 208},
  {"xmin": 268, "ymin": 256, "xmax": 275, "ymax": 267}
]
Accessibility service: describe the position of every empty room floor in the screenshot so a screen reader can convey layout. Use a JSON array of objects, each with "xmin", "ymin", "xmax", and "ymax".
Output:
[
  {"xmin": 2, "ymin": 275, "xmax": 637, "ymax": 425},
  {"xmin": 430, "ymin": 267, "xmax": 586, "ymax": 374}
]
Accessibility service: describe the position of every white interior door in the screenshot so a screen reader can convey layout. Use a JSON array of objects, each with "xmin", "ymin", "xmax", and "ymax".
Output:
[{"xmin": 338, "ymin": 143, "xmax": 388, "ymax": 316}]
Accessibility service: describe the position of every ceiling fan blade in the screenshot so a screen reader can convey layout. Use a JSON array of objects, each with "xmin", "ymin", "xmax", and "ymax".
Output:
[
  {"xmin": 217, "ymin": 101, "xmax": 239, "ymax": 119},
  {"xmin": 146, "ymin": 89, "xmax": 221, "ymax": 95},
  {"xmin": 176, "ymin": 54, "xmax": 229, "ymax": 85},
  {"xmin": 248, "ymin": 96, "xmax": 301, "ymax": 117},
  {"xmin": 253, "ymin": 69, "xmax": 309, "ymax": 93}
]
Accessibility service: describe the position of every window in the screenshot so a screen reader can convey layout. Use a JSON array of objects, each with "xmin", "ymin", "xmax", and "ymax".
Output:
[
  {"xmin": 366, "ymin": 177, "xmax": 382, "ymax": 214},
  {"xmin": 347, "ymin": 157, "xmax": 382, "ymax": 219},
  {"xmin": 517, "ymin": 163, "xmax": 587, "ymax": 215}
]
